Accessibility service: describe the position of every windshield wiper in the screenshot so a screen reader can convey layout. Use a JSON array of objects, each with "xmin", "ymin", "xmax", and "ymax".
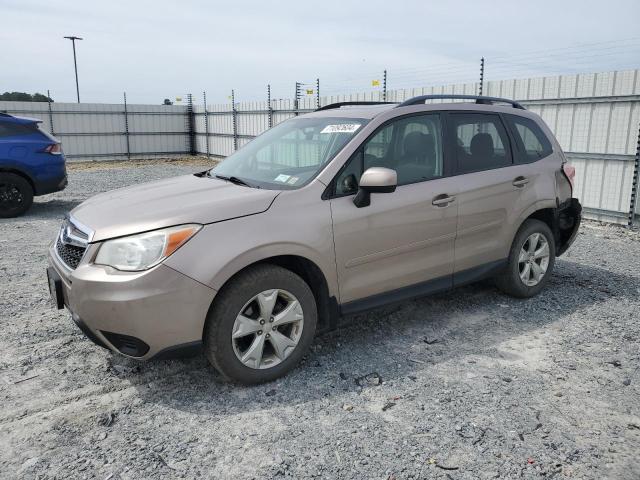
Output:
[{"xmin": 213, "ymin": 174, "xmax": 258, "ymax": 188}]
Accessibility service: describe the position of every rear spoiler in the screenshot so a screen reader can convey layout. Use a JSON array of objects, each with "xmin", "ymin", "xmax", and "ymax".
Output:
[
  {"xmin": 0, "ymin": 112, "xmax": 43, "ymax": 124},
  {"xmin": 14, "ymin": 116, "xmax": 43, "ymax": 124}
]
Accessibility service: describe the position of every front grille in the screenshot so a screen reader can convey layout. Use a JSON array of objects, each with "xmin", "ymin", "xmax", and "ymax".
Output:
[{"xmin": 56, "ymin": 237, "xmax": 86, "ymax": 270}]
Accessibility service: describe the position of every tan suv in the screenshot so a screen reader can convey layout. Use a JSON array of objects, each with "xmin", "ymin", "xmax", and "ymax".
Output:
[{"xmin": 47, "ymin": 95, "xmax": 581, "ymax": 384}]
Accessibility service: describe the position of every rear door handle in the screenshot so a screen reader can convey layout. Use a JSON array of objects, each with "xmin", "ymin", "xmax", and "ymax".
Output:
[
  {"xmin": 432, "ymin": 194, "xmax": 456, "ymax": 207},
  {"xmin": 512, "ymin": 176, "xmax": 529, "ymax": 187}
]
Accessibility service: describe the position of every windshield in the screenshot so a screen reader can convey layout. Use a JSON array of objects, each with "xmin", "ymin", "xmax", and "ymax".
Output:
[{"xmin": 208, "ymin": 117, "xmax": 367, "ymax": 189}]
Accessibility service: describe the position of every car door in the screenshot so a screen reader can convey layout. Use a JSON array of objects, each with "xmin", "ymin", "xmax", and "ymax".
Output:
[
  {"xmin": 447, "ymin": 112, "xmax": 533, "ymax": 281},
  {"xmin": 329, "ymin": 113, "xmax": 459, "ymax": 309}
]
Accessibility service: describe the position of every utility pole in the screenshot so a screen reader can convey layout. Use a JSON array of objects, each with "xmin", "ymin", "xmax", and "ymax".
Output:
[
  {"xmin": 46, "ymin": 89, "xmax": 55, "ymax": 135},
  {"xmin": 64, "ymin": 36, "xmax": 83, "ymax": 103},
  {"xmin": 267, "ymin": 84, "xmax": 273, "ymax": 128},
  {"xmin": 231, "ymin": 89, "xmax": 238, "ymax": 151},
  {"xmin": 629, "ymin": 122, "xmax": 640, "ymax": 227},
  {"xmin": 479, "ymin": 57, "xmax": 485, "ymax": 96},
  {"xmin": 382, "ymin": 69, "xmax": 387, "ymax": 102},
  {"xmin": 294, "ymin": 82, "xmax": 302, "ymax": 116},
  {"xmin": 203, "ymin": 91, "xmax": 210, "ymax": 158}
]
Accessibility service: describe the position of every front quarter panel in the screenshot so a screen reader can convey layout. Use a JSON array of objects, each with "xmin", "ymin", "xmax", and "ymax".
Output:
[{"xmin": 164, "ymin": 181, "xmax": 339, "ymax": 299}]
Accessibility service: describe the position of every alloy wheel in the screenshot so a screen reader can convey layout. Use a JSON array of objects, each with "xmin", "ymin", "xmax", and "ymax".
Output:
[
  {"xmin": 0, "ymin": 181, "xmax": 24, "ymax": 209},
  {"xmin": 231, "ymin": 289, "xmax": 304, "ymax": 369},
  {"xmin": 518, "ymin": 232, "xmax": 550, "ymax": 286}
]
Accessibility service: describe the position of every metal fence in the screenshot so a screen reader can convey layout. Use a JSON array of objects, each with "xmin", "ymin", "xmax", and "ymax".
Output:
[
  {"xmin": 0, "ymin": 97, "xmax": 189, "ymax": 160},
  {"xmin": 1, "ymin": 69, "xmax": 639, "ymax": 225}
]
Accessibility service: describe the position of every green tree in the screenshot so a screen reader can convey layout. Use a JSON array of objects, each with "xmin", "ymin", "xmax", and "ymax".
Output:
[
  {"xmin": 0, "ymin": 92, "xmax": 54, "ymax": 102},
  {"xmin": 32, "ymin": 93, "xmax": 53, "ymax": 102}
]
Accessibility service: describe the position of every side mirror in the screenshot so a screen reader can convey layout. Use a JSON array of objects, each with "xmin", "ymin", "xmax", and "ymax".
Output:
[{"xmin": 353, "ymin": 167, "xmax": 397, "ymax": 208}]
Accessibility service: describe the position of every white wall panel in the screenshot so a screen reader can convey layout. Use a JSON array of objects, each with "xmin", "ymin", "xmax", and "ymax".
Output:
[
  {"xmin": 558, "ymin": 74, "xmax": 578, "ymax": 98},
  {"xmin": 528, "ymin": 77, "xmax": 544, "ymax": 99},
  {"xmin": 608, "ymin": 103, "xmax": 633, "ymax": 154},
  {"xmin": 594, "ymin": 72, "xmax": 615, "ymax": 96},
  {"xmin": 587, "ymin": 104, "xmax": 611, "ymax": 152},
  {"xmin": 543, "ymin": 76, "xmax": 560, "ymax": 99},
  {"xmin": 570, "ymin": 104, "xmax": 592, "ymax": 152},
  {"xmin": 626, "ymin": 103, "xmax": 640, "ymax": 155},
  {"xmin": 576, "ymin": 73, "xmax": 596, "ymax": 97}
]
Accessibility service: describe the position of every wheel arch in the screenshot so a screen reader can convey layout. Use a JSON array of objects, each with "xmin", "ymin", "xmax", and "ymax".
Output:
[
  {"xmin": 0, "ymin": 166, "xmax": 36, "ymax": 192},
  {"xmin": 207, "ymin": 253, "xmax": 338, "ymax": 335},
  {"xmin": 515, "ymin": 201, "xmax": 580, "ymax": 257}
]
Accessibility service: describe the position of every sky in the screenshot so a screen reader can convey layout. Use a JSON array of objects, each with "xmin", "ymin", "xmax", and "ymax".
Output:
[{"xmin": 1, "ymin": 0, "xmax": 639, "ymax": 105}]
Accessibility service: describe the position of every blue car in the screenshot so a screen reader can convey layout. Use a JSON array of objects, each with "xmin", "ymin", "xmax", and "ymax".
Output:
[{"xmin": 0, "ymin": 112, "xmax": 67, "ymax": 217}]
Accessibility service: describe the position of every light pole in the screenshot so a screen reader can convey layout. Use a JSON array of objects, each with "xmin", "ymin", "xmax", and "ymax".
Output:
[{"xmin": 64, "ymin": 36, "xmax": 83, "ymax": 103}]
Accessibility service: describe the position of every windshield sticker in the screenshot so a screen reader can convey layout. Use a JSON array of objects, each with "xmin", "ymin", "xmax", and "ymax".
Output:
[
  {"xmin": 274, "ymin": 174, "xmax": 291, "ymax": 182},
  {"xmin": 321, "ymin": 124, "xmax": 361, "ymax": 134},
  {"xmin": 287, "ymin": 176, "xmax": 299, "ymax": 185}
]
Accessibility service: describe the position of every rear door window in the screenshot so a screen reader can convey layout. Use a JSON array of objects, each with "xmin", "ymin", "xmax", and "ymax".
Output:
[
  {"xmin": 449, "ymin": 113, "xmax": 512, "ymax": 174},
  {"xmin": 505, "ymin": 115, "xmax": 553, "ymax": 163}
]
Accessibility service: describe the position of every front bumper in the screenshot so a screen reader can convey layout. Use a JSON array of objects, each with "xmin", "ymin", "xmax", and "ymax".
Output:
[{"xmin": 48, "ymin": 242, "xmax": 216, "ymax": 359}]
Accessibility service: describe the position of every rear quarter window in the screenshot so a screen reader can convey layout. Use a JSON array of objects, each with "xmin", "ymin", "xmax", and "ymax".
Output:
[
  {"xmin": 0, "ymin": 122, "xmax": 40, "ymax": 138},
  {"xmin": 505, "ymin": 115, "xmax": 553, "ymax": 163}
]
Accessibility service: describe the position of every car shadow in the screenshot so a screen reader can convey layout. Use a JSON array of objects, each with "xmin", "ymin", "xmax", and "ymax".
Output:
[
  {"xmin": 0, "ymin": 199, "xmax": 82, "ymax": 223},
  {"xmin": 126, "ymin": 259, "xmax": 639, "ymax": 414},
  {"xmin": 30, "ymin": 199, "xmax": 82, "ymax": 218}
]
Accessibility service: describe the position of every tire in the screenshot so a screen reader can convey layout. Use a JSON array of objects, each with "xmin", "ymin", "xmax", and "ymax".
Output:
[
  {"xmin": 495, "ymin": 219, "xmax": 556, "ymax": 298},
  {"xmin": 204, "ymin": 264, "xmax": 317, "ymax": 384},
  {"xmin": 0, "ymin": 173, "xmax": 34, "ymax": 218}
]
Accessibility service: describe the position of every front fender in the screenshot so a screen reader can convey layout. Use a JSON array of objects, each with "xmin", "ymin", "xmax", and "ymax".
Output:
[
  {"xmin": 164, "ymin": 190, "xmax": 339, "ymax": 299},
  {"xmin": 209, "ymin": 239, "xmax": 337, "ymax": 297}
]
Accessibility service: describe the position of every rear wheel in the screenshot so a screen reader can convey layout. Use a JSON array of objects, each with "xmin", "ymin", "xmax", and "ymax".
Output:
[
  {"xmin": 0, "ymin": 173, "xmax": 33, "ymax": 218},
  {"xmin": 495, "ymin": 219, "xmax": 556, "ymax": 298},
  {"xmin": 204, "ymin": 264, "xmax": 317, "ymax": 384}
]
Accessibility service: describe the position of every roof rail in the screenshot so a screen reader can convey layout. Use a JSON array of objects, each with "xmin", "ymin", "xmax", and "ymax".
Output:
[
  {"xmin": 396, "ymin": 94, "xmax": 525, "ymax": 110},
  {"xmin": 315, "ymin": 101, "xmax": 396, "ymax": 112}
]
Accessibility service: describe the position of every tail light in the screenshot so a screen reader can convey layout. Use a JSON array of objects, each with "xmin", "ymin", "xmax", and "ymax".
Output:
[
  {"xmin": 562, "ymin": 163, "xmax": 575, "ymax": 189},
  {"xmin": 42, "ymin": 143, "xmax": 62, "ymax": 154}
]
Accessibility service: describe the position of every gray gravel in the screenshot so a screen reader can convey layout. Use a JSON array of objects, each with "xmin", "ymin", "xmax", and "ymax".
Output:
[{"xmin": 1, "ymin": 159, "xmax": 639, "ymax": 480}]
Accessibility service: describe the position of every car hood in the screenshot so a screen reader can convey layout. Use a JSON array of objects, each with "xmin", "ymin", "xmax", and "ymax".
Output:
[{"xmin": 71, "ymin": 174, "xmax": 280, "ymax": 242}]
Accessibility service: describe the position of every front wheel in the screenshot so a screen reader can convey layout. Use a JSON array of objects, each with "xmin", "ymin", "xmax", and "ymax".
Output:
[
  {"xmin": 204, "ymin": 264, "xmax": 317, "ymax": 384},
  {"xmin": 0, "ymin": 173, "xmax": 34, "ymax": 218},
  {"xmin": 495, "ymin": 219, "xmax": 556, "ymax": 298}
]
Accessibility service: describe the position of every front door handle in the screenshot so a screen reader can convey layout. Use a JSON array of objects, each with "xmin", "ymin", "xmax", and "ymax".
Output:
[
  {"xmin": 432, "ymin": 194, "xmax": 456, "ymax": 207},
  {"xmin": 513, "ymin": 176, "xmax": 529, "ymax": 187}
]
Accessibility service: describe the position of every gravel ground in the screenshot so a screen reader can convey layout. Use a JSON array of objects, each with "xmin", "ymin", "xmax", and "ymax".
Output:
[{"xmin": 1, "ymin": 158, "xmax": 639, "ymax": 480}]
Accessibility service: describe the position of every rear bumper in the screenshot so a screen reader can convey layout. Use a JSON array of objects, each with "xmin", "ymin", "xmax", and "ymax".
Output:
[
  {"xmin": 48, "ymin": 242, "xmax": 215, "ymax": 360},
  {"xmin": 36, "ymin": 173, "xmax": 68, "ymax": 195},
  {"xmin": 556, "ymin": 198, "xmax": 582, "ymax": 256}
]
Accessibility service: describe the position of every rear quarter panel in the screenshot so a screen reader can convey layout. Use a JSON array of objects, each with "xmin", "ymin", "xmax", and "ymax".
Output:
[
  {"xmin": 0, "ymin": 131, "xmax": 66, "ymax": 192},
  {"xmin": 504, "ymin": 153, "xmax": 564, "ymax": 253}
]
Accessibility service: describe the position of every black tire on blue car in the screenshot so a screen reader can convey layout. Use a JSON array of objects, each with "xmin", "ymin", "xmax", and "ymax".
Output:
[{"xmin": 0, "ymin": 172, "xmax": 34, "ymax": 218}]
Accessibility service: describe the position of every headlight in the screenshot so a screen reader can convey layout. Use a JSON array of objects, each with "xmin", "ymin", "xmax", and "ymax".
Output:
[{"xmin": 94, "ymin": 224, "xmax": 201, "ymax": 271}]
